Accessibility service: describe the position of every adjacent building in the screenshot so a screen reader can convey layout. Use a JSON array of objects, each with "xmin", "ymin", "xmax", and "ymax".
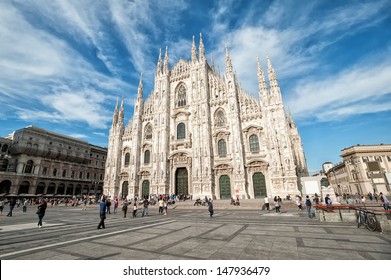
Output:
[
  {"xmin": 104, "ymin": 34, "xmax": 308, "ymax": 200},
  {"xmin": 326, "ymin": 144, "xmax": 391, "ymax": 195},
  {"xmin": 0, "ymin": 126, "xmax": 107, "ymax": 196}
]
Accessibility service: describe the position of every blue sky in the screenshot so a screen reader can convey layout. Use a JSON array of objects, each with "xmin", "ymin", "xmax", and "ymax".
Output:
[{"xmin": 1, "ymin": 0, "xmax": 390, "ymax": 173}]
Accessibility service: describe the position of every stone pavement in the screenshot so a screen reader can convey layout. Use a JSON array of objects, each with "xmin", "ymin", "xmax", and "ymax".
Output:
[{"xmin": 0, "ymin": 202, "xmax": 390, "ymax": 260}]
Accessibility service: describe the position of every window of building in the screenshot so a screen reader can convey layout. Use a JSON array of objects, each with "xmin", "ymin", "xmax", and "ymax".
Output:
[
  {"xmin": 177, "ymin": 123, "xmax": 185, "ymax": 140},
  {"xmin": 144, "ymin": 150, "xmax": 150, "ymax": 164},
  {"xmin": 62, "ymin": 170, "xmax": 67, "ymax": 177},
  {"xmin": 24, "ymin": 160, "xmax": 34, "ymax": 174},
  {"xmin": 374, "ymin": 156, "xmax": 382, "ymax": 162},
  {"xmin": 71, "ymin": 170, "xmax": 75, "ymax": 178},
  {"xmin": 86, "ymin": 172, "xmax": 90, "ymax": 179},
  {"xmin": 249, "ymin": 134, "xmax": 260, "ymax": 152},
  {"xmin": 53, "ymin": 168, "xmax": 57, "ymax": 177},
  {"xmin": 218, "ymin": 139, "xmax": 227, "ymax": 157},
  {"xmin": 42, "ymin": 167, "xmax": 47, "ymax": 176},
  {"xmin": 124, "ymin": 153, "xmax": 130, "ymax": 166},
  {"xmin": 79, "ymin": 171, "xmax": 83, "ymax": 179},
  {"xmin": 215, "ymin": 110, "xmax": 226, "ymax": 127},
  {"xmin": 145, "ymin": 124, "xmax": 152, "ymax": 140},
  {"xmin": 362, "ymin": 156, "xmax": 369, "ymax": 162},
  {"xmin": 177, "ymin": 84, "xmax": 186, "ymax": 107}
]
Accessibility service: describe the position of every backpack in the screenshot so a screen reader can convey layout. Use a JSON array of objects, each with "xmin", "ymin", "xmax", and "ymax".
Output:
[{"xmin": 305, "ymin": 199, "xmax": 311, "ymax": 206}]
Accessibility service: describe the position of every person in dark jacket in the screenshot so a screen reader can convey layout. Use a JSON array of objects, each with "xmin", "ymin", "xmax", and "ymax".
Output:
[
  {"xmin": 97, "ymin": 198, "xmax": 107, "ymax": 229},
  {"xmin": 36, "ymin": 198, "xmax": 47, "ymax": 228},
  {"xmin": 6, "ymin": 198, "xmax": 16, "ymax": 217},
  {"xmin": 208, "ymin": 198, "xmax": 214, "ymax": 217}
]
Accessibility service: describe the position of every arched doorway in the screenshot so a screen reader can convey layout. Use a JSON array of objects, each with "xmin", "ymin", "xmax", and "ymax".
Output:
[
  {"xmin": 0, "ymin": 180, "xmax": 12, "ymax": 193},
  {"xmin": 75, "ymin": 184, "xmax": 82, "ymax": 195},
  {"xmin": 122, "ymin": 181, "xmax": 129, "ymax": 199},
  {"xmin": 18, "ymin": 181, "xmax": 30, "ymax": 194},
  {"xmin": 66, "ymin": 184, "xmax": 74, "ymax": 195},
  {"xmin": 57, "ymin": 183, "xmax": 65, "ymax": 195},
  {"xmin": 36, "ymin": 182, "xmax": 46, "ymax": 195},
  {"xmin": 219, "ymin": 175, "xmax": 231, "ymax": 199},
  {"xmin": 175, "ymin": 168, "xmax": 188, "ymax": 195},
  {"xmin": 142, "ymin": 180, "xmax": 149, "ymax": 199},
  {"xmin": 253, "ymin": 172, "xmax": 267, "ymax": 198},
  {"xmin": 47, "ymin": 183, "xmax": 56, "ymax": 194}
]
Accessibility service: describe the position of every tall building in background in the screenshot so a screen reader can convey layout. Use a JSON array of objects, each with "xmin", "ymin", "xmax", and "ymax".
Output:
[{"xmin": 104, "ymin": 35, "xmax": 308, "ymax": 200}]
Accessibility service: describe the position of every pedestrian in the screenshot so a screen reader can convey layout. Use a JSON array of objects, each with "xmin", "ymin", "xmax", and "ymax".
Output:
[
  {"xmin": 142, "ymin": 197, "xmax": 149, "ymax": 217},
  {"xmin": 305, "ymin": 195, "xmax": 312, "ymax": 218},
  {"xmin": 114, "ymin": 198, "xmax": 118, "ymax": 214},
  {"xmin": 23, "ymin": 199, "xmax": 27, "ymax": 213},
  {"xmin": 82, "ymin": 197, "xmax": 88, "ymax": 211},
  {"xmin": 275, "ymin": 199, "xmax": 281, "ymax": 214},
  {"xmin": 158, "ymin": 197, "xmax": 164, "ymax": 214},
  {"xmin": 122, "ymin": 199, "xmax": 128, "ymax": 218},
  {"xmin": 106, "ymin": 199, "xmax": 112, "ymax": 214},
  {"xmin": 97, "ymin": 198, "xmax": 107, "ymax": 229},
  {"xmin": 36, "ymin": 198, "xmax": 47, "ymax": 228},
  {"xmin": 379, "ymin": 192, "xmax": 390, "ymax": 210},
  {"xmin": 264, "ymin": 196, "xmax": 270, "ymax": 211},
  {"xmin": 132, "ymin": 203, "xmax": 137, "ymax": 217},
  {"xmin": 6, "ymin": 198, "xmax": 16, "ymax": 217},
  {"xmin": 314, "ymin": 193, "xmax": 319, "ymax": 204},
  {"xmin": 325, "ymin": 194, "xmax": 332, "ymax": 207},
  {"xmin": 208, "ymin": 198, "xmax": 214, "ymax": 217},
  {"xmin": 0, "ymin": 199, "xmax": 4, "ymax": 215},
  {"xmin": 296, "ymin": 195, "xmax": 303, "ymax": 211},
  {"xmin": 163, "ymin": 199, "xmax": 168, "ymax": 215}
]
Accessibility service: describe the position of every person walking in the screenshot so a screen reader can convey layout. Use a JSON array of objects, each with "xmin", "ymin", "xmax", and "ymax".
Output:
[
  {"xmin": 296, "ymin": 195, "xmax": 303, "ymax": 211},
  {"xmin": 113, "ymin": 198, "xmax": 119, "ymax": 214},
  {"xmin": 106, "ymin": 199, "xmax": 112, "ymax": 214},
  {"xmin": 82, "ymin": 197, "xmax": 88, "ymax": 211},
  {"xmin": 132, "ymin": 203, "xmax": 138, "ymax": 218},
  {"xmin": 263, "ymin": 196, "xmax": 270, "ymax": 212},
  {"xmin": 6, "ymin": 198, "xmax": 16, "ymax": 217},
  {"xmin": 36, "ymin": 198, "xmax": 47, "ymax": 228},
  {"xmin": 97, "ymin": 198, "xmax": 107, "ymax": 229},
  {"xmin": 158, "ymin": 197, "xmax": 164, "ymax": 214},
  {"xmin": 122, "ymin": 199, "xmax": 128, "ymax": 218},
  {"xmin": 379, "ymin": 192, "xmax": 390, "ymax": 210},
  {"xmin": 208, "ymin": 198, "xmax": 214, "ymax": 217},
  {"xmin": 23, "ymin": 199, "xmax": 28, "ymax": 213},
  {"xmin": 0, "ymin": 199, "xmax": 4, "ymax": 215},
  {"xmin": 163, "ymin": 199, "xmax": 168, "ymax": 215},
  {"xmin": 142, "ymin": 197, "xmax": 149, "ymax": 217},
  {"xmin": 275, "ymin": 199, "xmax": 281, "ymax": 214},
  {"xmin": 305, "ymin": 195, "xmax": 312, "ymax": 219}
]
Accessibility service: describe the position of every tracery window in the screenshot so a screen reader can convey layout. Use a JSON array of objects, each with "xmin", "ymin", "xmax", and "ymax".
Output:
[
  {"xmin": 124, "ymin": 152, "xmax": 130, "ymax": 166},
  {"xmin": 249, "ymin": 134, "xmax": 260, "ymax": 152},
  {"xmin": 218, "ymin": 139, "xmax": 227, "ymax": 157},
  {"xmin": 177, "ymin": 123, "xmax": 185, "ymax": 140},
  {"xmin": 145, "ymin": 124, "xmax": 152, "ymax": 140},
  {"xmin": 144, "ymin": 150, "xmax": 150, "ymax": 164},
  {"xmin": 215, "ymin": 110, "xmax": 226, "ymax": 127},
  {"xmin": 177, "ymin": 84, "xmax": 186, "ymax": 107}
]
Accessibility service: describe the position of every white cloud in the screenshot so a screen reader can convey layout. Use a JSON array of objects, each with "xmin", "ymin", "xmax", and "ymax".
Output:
[{"xmin": 286, "ymin": 55, "xmax": 391, "ymax": 122}]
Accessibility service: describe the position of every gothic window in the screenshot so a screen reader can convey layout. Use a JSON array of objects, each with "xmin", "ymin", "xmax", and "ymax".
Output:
[
  {"xmin": 24, "ymin": 160, "xmax": 34, "ymax": 174},
  {"xmin": 177, "ymin": 84, "xmax": 186, "ymax": 107},
  {"xmin": 124, "ymin": 153, "xmax": 130, "ymax": 166},
  {"xmin": 218, "ymin": 139, "xmax": 227, "ymax": 157},
  {"xmin": 144, "ymin": 150, "xmax": 150, "ymax": 164},
  {"xmin": 177, "ymin": 123, "xmax": 185, "ymax": 140},
  {"xmin": 249, "ymin": 134, "xmax": 260, "ymax": 152},
  {"xmin": 145, "ymin": 124, "xmax": 152, "ymax": 140},
  {"xmin": 215, "ymin": 110, "xmax": 226, "ymax": 127}
]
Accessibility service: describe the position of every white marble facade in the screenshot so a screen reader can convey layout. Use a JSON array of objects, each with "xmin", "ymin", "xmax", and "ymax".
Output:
[{"xmin": 104, "ymin": 35, "xmax": 308, "ymax": 200}]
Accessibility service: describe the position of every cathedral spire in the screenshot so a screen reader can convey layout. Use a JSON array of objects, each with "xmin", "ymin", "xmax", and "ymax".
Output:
[
  {"xmin": 118, "ymin": 96, "xmax": 124, "ymax": 124},
  {"xmin": 111, "ymin": 98, "xmax": 119, "ymax": 127},
  {"xmin": 163, "ymin": 46, "xmax": 169, "ymax": 74},
  {"xmin": 191, "ymin": 35, "xmax": 198, "ymax": 63},
  {"xmin": 257, "ymin": 56, "xmax": 268, "ymax": 105},
  {"xmin": 137, "ymin": 73, "xmax": 143, "ymax": 100},
  {"xmin": 267, "ymin": 53, "xmax": 279, "ymax": 89},
  {"xmin": 210, "ymin": 53, "xmax": 215, "ymax": 72},
  {"xmin": 225, "ymin": 46, "xmax": 233, "ymax": 75},
  {"xmin": 199, "ymin": 33, "xmax": 206, "ymax": 63},
  {"xmin": 157, "ymin": 48, "xmax": 163, "ymax": 75}
]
